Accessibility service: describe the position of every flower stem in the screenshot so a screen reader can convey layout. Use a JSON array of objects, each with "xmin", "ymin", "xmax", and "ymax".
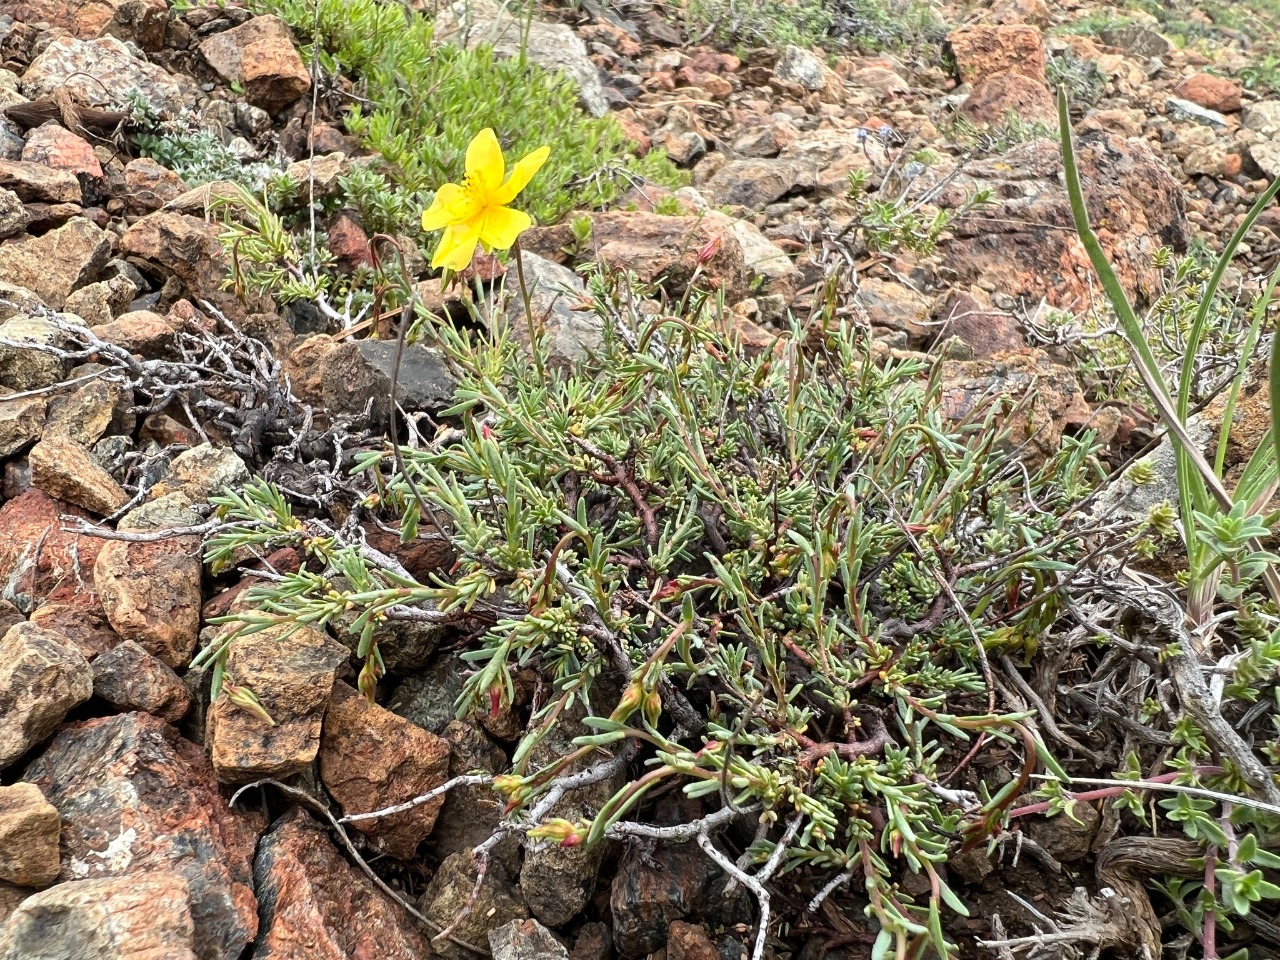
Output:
[{"xmin": 512, "ymin": 239, "xmax": 545, "ymax": 383}]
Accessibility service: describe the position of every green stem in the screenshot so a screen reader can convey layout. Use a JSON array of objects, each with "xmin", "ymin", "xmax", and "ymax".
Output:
[{"xmin": 512, "ymin": 239, "xmax": 545, "ymax": 383}]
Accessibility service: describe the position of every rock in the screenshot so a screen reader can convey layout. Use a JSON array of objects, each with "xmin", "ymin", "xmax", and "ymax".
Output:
[
  {"xmin": 422, "ymin": 851, "xmax": 529, "ymax": 960},
  {"xmin": 45, "ymin": 366, "xmax": 131, "ymax": 446},
  {"xmin": 772, "ymin": 45, "xmax": 827, "ymax": 91},
  {"xmin": 352, "ymin": 339, "xmax": 458, "ymax": 414},
  {"xmin": 1243, "ymin": 100, "xmax": 1280, "ymax": 137},
  {"xmin": 208, "ymin": 623, "xmax": 348, "ymax": 783},
  {"xmin": 934, "ymin": 291, "xmax": 1025, "ymax": 359},
  {"xmin": 198, "ymin": 15, "xmax": 296, "ymax": 83},
  {"xmin": 525, "ymin": 212, "xmax": 748, "ymax": 303},
  {"xmin": 92, "ymin": 308, "xmax": 176, "ymax": 356},
  {"xmin": 497, "ymin": 253, "xmax": 604, "ymax": 366},
  {"xmin": 941, "ymin": 134, "xmax": 1188, "ymax": 313},
  {"xmin": 856, "ymin": 277, "xmax": 933, "ymax": 347},
  {"xmin": 21, "ymin": 123, "xmax": 104, "ymax": 199},
  {"xmin": 452, "ymin": 15, "xmax": 607, "ymax": 118},
  {"xmin": 92, "ymin": 639, "xmax": 191, "ymax": 721},
  {"xmin": 425, "ymin": 720, "xmax": 511, "ymax": 863},
  {"xmin": 120, "ymin": 211, "xmax": 270, "ymax": 321},
  {"xmin": 1250, "ymin": 142, "xmax": 1280, "ymax": 180},
  {"xmin": 147, "ymin": 442, "xmax": 249, "ymax": 503},
  {"xmin": 610, "ymin": 833, "xmax": 727, "ymax": 956},
  {"xmin": 1174, "ymin": 72, "xmax": 1242, "ymax": 113},
  {"xmin": 2, "ymin": 0, "xmax": 165, "ymax": 39},
  {"xmin": 0, "ymin": 491, "xmax": 101, "ymax": 610},
  {"xmin": 652, "ymin": 106, "xmax": 707, "ymax": 166},
  {"xmin": 0, "ymin": 188, "xmax": 28, "ymax": 239},
  {"xmin": 778, "ymin": 127, "xmax": 887, "ymax": 197},
  {"xmin": 0, "ymin": 883, "xmax": 26, "ymax": 927},
  {"xmin": 940, "ymin": 349, "xmax": 1091, "ymax": 466},
  {"xmin": 0, "ymin": 872, "xmax": 198, "ymax": 960},
  {"xmin": 389, "ymin": 657, "xmax": 468, "ymax": 734},
  {"xmin": 0, "ymin": 159, "xmax": 80, "ymax": 203},
  {"xmin": 318, "ymin": 682, "xmax": 451, "ymax": 859},
  {"xmin": 29, "ymin": 435, "xmax": 128, "ymax": 515},
  {"xmin": 0, "ymin": 316, "xmax": 67, "ymax": 392},
  {"xmin": 283, "ymin": 153, "xmax": 346, "ymax": 198},
  {"xmin": 569, "ymin": 922, "xmax": 614, "ymax": 960},
  {"xmin": 491, "ymin": 919, "xmax": 570, "ymax": 960},
  {"xmin": 22, "ymin": 712, "xmax": 264, "ymax": 960},
  {"xmin": 520, "ymin": 708, "xmax": 622, "ymax": 928},
  {"xmin": 0, "ymin": 621, "xmax": 93, "ymax": 770},
  {"xmin": 1166, "ymin": 96, "xmax": 1228, "ymax": 129},
  {"xmin": 21, "ymin": 35, "xmax": 188, "ymax": 114},
  {"xmin": 252, "ymin": 810, "xmax": 435, "ymax": 960},
  {"xmin": 63, "ymin": 274, "xmax": 137, "ymax": 327},
  {"xmin": 990, "ymin": 0, "xmax": 1050, "ymax": 26},
  {"xmin": 708, "ymin": 214, "xmax": 799, "ymax": 289},
  {"xmin": 242, "ymin": 35, "xmax": 312, "ymax": 113},
  {"xmin": 1098, "ymin": 24, "xmax": 1172, "ymax": 58},
  {"xmin": 124, "ymin": 157, "xmax": 186, "ymax": 212},
  {"xmin": 94, "ymin": 497, "xmax": 203, "ymax": 668},
  {"xmin": 30, "ymin": 600, "xmax": 118, "ymax": 660},
  {"xmin": 0, "ymin": 388, "xmax": 44, "ymax": 457},
  {"xmin": 961, "ymin": 72, "xmax": 1055, "ymax": 125},
  {"xmin": 283, "ymin": 335, "xmax": 389, "ymax": 424},
  {"xmin": 946, "ymin": 25, "xmax": 1046, "ymax": 85},
  {"xmin": 700, "ymin": 157, "xmax": 813, "ymax": 209},
  {"xmin": 665, "ymin": 922, "xmax": 718, "ymax": 960},
  {"xmin": 0, "ymin": 218, "xmax": 111, "ymax": 309},
  {"xmin": 0, "ymin": 783, "xmax": 60, "ymax": 888}
]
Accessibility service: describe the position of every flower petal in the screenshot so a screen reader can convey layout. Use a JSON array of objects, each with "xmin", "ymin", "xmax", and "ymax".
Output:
[
  {"xmin": 494, "ymin": 144, "xmax": 550, "ymax": 205},
  {"xmin": 431, "ymin": 221, "xmax": 481, "ymax": 271},
  {"xmin": 477, "ymin": 204, "xmax": 532, "ymax": 252},
  {"xmin": 421, "ymin": 182, "xmax": 475, "ymax": 231},
  {"xmin": 465, "ymin": 128, "xmax": 505, "ymax": 195}
]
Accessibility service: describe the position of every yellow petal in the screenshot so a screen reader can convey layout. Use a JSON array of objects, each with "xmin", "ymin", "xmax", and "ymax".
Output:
[
  {"xmin": 494, "ymin": 145, "xmax": 550, "ymax": 205},
  {"xmin": 465, "ymin": 128, "xmax": 505, "ymax": 195},
  {"xmin": 477, "ymin": 204, "xmax": 532, "ymax": 252},
  {"xmin": 421, "ymin": 182, "xmax": 476, "ymax": 231},
  {"xmin": 431, "ymin": 221, "xmax": 481, "ymax": 271}
]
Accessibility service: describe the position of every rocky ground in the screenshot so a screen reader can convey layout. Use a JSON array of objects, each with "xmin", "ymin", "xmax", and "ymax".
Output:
[{"xmin": 2, "ymin": 0, "xmax": 1280, "ymax": 958}]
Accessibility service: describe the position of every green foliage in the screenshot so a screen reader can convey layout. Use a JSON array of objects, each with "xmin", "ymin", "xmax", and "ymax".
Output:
[
  {"xmin": 685, "ymin": 0, "xmax": 832, "ymax": 48},
  {"xmin": 827, "ymin": 0, "xmax": 944, "ymax": 51},
  {"xmin": 205, "ymin": 258, "xmax": 1104, "ymax": 957},
  {"xmin": 948, "ymin": 111, "xmax": 1054, "ymax": 156},
  {"xmin": 1046, "ymin": 49, "xmax": 1108, "ymax": 108},
  {"xmin": 847, "ymin": 163, "xmax": 990, "ymax": 257},
  {"xmin": 250, "ymin": 0, "xmax": 684, "ymax": 225},
  {"xmin": 127, "ymin": 92, "xmax": 284, "ymax": 189}
]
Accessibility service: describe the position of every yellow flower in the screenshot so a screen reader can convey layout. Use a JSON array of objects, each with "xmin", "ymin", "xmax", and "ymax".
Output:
[{"xmin": 421, "ymin": 128, "xmax": 550, "ymax": 272}]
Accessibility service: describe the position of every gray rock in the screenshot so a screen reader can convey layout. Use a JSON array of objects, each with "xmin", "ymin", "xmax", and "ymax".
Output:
[
  {"xmin": 446, "ymin": 11, "xmax": 607, "ymax": 118},
  {"xmin": 422, "ymin": 852, "xmax": 529, "ymax": 960},
  {"xmin": 0, "ymin": 622, "xmax": 93, "ymax": 770},
  {"xmin": 1252, "ymin": 142, "xmax": 1280, "ymax": 180},
  {"xmin": 0, "ymin": 389, "xmax": 45, "ymax": 458},
  {"xmin": 354, "ymin": 340, "xmax": 457, "ymax": 413},
  {"xmin": 773, "ymin": 45, "xmax": 827, "ymax": 91},
  {"xmin": 1098, "ymin": 24, "xmax": 1172, "ymax": 58},
  {"xmin": 0, "ymin": 218, "xmax": 112, "ymax": 310},
  {"xmin": 498, "ymin": 253, "xmax": 604, "ymax": 365},
  {"xmin": 490, "ymin": 919, "xmax": 569, "ymax": 960},
  {"xmin": 149, "ymin": 443, "xmax": 249, "ymax": 504},
  {"xmin": 1165, "ymin": 97, "xmax": 1228, "ymax": 129},
  {"xmin": 388, "ymin": 655, "xmax": 468, "ymax": 733},
  {"xmin": 1244, "ymin": 100, "xmax": 1280, "ymax": 137},
  {"xmin": 700, "ymin": 157, "xmax": 814, "ymax": 209},
  {"xmin": 0, "ymin": 187, "xmax": 28, "ymax": 239},
  {"xmin": 21, "ymin": 36, "xmax": 190, "ymax": 114},
  {"xmin": 0, "ymin": 316, "xmax": 67, "ymax": 394}
]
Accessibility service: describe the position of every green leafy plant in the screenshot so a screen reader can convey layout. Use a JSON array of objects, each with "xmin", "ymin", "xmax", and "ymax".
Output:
[
  {"xmin": 1057, "ymin": 83, "xmax": 1280, "ymax": 957},
  {"xmin": 203, "ymin": 248, "xmax": 1108, "ymax": 958},
  {"xmin": 250, "ymin": 0, "xmax": 684, "ymax": 224}
]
